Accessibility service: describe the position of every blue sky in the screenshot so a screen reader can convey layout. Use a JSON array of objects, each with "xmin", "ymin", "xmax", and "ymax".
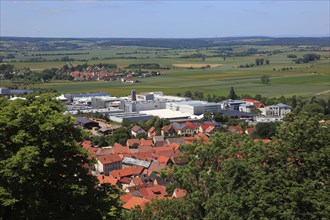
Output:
[{"xmin": 1, "ymin": 0, "xmax": 329, "ymax": 38}]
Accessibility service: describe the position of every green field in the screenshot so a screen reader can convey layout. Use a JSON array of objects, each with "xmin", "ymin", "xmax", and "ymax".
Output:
[{"xmin": 1, "ymin": 42, "xmax": 329, "ymax": 98}]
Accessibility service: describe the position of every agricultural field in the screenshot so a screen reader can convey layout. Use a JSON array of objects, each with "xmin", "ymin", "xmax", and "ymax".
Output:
[{"xmin": 1, "ymin": 37, "xmax": 329, "ymax": 98}]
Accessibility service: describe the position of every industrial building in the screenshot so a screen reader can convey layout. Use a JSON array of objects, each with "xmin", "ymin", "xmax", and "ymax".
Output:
[{"xmin": 166, "ymin": 101, "xmax": 221, "ymax": 115}]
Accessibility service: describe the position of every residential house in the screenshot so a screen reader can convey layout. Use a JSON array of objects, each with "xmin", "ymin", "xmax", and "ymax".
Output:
[
  {"xmin": 95, "ymin": 154, "xmax": 122, "ymax": 174},
  {"xmin": 161, "ymin": 125, "xmax": 176, "ymax": 137},
  {"xmin": 147, "ymin": 127, "xmax": 156, "ymax": 138},
  {"xmin": 131, "ymin": 125, "xmax": 146, "ymax": 137}
]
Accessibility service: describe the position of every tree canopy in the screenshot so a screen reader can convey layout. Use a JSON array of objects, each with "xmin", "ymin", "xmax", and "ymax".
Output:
[{"xmin": 0, "ymin": 95, "xmax": 120, "ymax": 219}]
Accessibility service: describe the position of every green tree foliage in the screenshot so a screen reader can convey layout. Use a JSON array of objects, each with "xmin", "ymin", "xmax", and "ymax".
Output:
[
  {"xmin": 255, "ymin": 122, "xmax": 280, "ymax": 139},
  {"xmin": 228, "ymin": 86, "xmax": 238, "ymax": 99},
  {"xmin": 127, "ymin": 113, "xmax": 329, "ymax": 219},
  {"xmin": 260, "ymin": 75, "xmax": 270, "ymax": 84},
  {"xmin": 107, "ymin": 127, "xmax": 131, "ymax": 146},
  {"xmin": 0, "ymin": 95, "xmax": 120, "ymax": 219},
  {"xmin": 92, "ymin": 135, "xmax": 109, "ymax": 147}
]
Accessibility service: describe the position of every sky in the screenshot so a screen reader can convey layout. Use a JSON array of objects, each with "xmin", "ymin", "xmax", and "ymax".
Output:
[{"xmin": 1, "ymin": 0, "xmax": 329, "ymax": 38}]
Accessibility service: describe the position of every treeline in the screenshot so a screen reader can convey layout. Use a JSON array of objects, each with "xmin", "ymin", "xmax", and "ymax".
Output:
[
  {"xmin": 30, "ymin": 52, "xmax": 90, "ymax": 56},
  {"xmin": 125, "ymin": 63, "xmax": 161, "ymax": 69},
  {"xmin": 181, "ymin": 89, "xmax": 330, "ymax": 118},
  {"xmin": 1, "ymin": 37, "xmax": 329, "ymax": 51}
]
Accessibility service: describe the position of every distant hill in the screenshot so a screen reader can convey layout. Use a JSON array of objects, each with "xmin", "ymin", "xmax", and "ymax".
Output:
[{"xmin": 1, "ymin": 36, "xmax": 329, "ymax": 51}]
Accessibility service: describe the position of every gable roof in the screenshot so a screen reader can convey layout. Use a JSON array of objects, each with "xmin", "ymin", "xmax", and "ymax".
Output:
[
  {"xmin": 131, "ymin": 125, "xmax": 145, "ymax": 133},
  {"xmin": 110, "ymin": 166, "xmax": 144, "ymax": 179},
  {"xmin": 96, "ymin": 154, "xmax": 122, "ymax": 165},
  {"xmin": 185, "ymin": 121, "xmax": 198, "ymax": 129},
  {"xmin": 228, "ymin": 126, "xmax": 243, "ymax": 134},
  {"xmin": 97, "ymin": 175, "xmax": 118, "ymax": 185},
  {"xmin": 127, "ymin": 139, "xmax": 140, "ymax": 147},
  {"xmin": 148, "ymin": 127, "xmax": 155, "ymax": 133},
  {"xmin": 148, "ymin": 162, "xmax": 167, "ymax": 173},
  {"xmin": 139, "ymin": 184, "xmax": 168, "ymax": 200},
  {"xmin": 139, "ymin": 139, "xmax": 153, "ymax": 146},
  {"xmin": 122, "ymin": 197, "xmax": 150, "ymax": 210},
  {"xmin": 112, "ymin": 143, "xmax": 130, "ymax": 154}
]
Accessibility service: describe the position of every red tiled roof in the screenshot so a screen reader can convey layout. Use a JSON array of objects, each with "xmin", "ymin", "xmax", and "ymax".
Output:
[
  {"xmin": 110, "ymin": 166, "xmax": 144, "ymax": 179},
  {"xmin": 205, "ymin": 125, "xmax": 216, "ymax": 133},
  {"xmin": 131, "ymin": 125, "xmax": 143, "ymax": 133},
  {"xmin": 131, "ymin": 152, "xmax": 153, "ymax": 161},
  {"xmin": 127, "ymin": 139, "xmax": 140, "ymax": 147},
  {"xmin": 147, "ymin": 162, "xmax": 167, "ymax": 173},
  {"xmin": 81, "ymin": 140, "xmax": 99, "ymax": 156},
  {"xmin": 138, "ymin": 145, "xmax": 153, "ymax": 153},
  {"xmin": 200, "ymin": 124, "xmax": 211, "ymax": 131},
  {"xmin": 157, "ymin": 156, "xmax": 170, "ymax": 164},
  {"xmin": 185, "ymin": 122, "xmax": 197, "ymax": 129},
  {"xmin": 132, "ymin": 177, "xmax": 144, "ymax": 186},
  {"xmin": 120, "ymin": 192, "xmax": 133, "ymax": 203},
  {"xmin": 148, "ymin": 127, "xmax": 155, "ymax": 133},
  {"xmin": 122, "ymin": 197, "xmax": 150, "ymax": 210},
  {"xmin": 161, "ymin": 125, "xmax": 173, "ymax": 132},
  {"xmin": 172, "ymin": 188, "xmax": 186, "ymax": 198},
  {"xmin": 112, "ymin": 143, "xmax": 130, "ymax": 154},
  {"xmin": 194, "ymin": 133, "xmax": 209, "ymax": 141},
  {"xmin": 97, "ymin": 175, "xmax": 118, "ymax": 185},
  {"xmin": 119, "ymin": 177, "xmax": 131, "ymax": 184},
  {"xmin": 245, "ymin": 127, "xmax": 256, "ymax": 134},
  {"xmin": 139, "ymin": 184, "xmax": 168, "ymax": 200},
  {"xmin": 96, "ymin": 154, "xmax": 122, "ymax": 165},
  {"xmin": 139, "ymin": 139, "xmax": 153, "ymax": 146},
  {"xmin": 169, "ymin": 142, "xmax": 180, "ymax": 150},
  {"xmin": 228, "ymin": 126, "xmax": 243, "ymax": 135}
]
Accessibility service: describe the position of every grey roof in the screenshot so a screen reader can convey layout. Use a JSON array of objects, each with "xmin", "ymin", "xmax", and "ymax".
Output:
[
  {"xmin": 219, "ymin": 110, "xmax": 254, "ymax": 117},
  {"xmin": 76, "ymin": 117, "xmax": 93, "ymax": 124},
  {"xmin": 276, "ymin": 103, "xmax": 291, "ymax": 108},
  {"xmin": 171, "ymin": 122, "xmax": 186, "ymax": 130},
  {"xmin": 122, "ymin": 157, "xmax": 151, "ymax": 168}
]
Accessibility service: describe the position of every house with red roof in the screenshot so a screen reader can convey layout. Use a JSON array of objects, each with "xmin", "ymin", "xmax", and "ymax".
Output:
[
  {"xmin": 205, "ymin": 125, "xmax": 216, "ymax": 136},
  {"xmin": 126, "ymin": 139, "xmax": 140, "ymax": 148},
  {"xmin": 112, "ymin": 143, "xmax": 130, "ymax": 154},
  {"xmin": 245, "ymin": 127, "xmax": 256, "ymax": 135},
  {"xmin": 172, "ymin": 188, "xmax": 186, "ymax": 199},
  {"xmin": 131, "ymin": 125, "xmax": 146, "ymax": 137},
  {"xmin": 199, "ymin": 123, "xmax": 212, "ymax": 133},
  {"xmin": 122, "ymin": 197, "xmax": 150, "ymax": 210},
  {"xmin": 95, "ymin": 154, "xmax": 122, "ymax": 174},
  {"xmin": 97, "ymin": 175, "xmax": 119, "ymax": 187},
  {"xmin": 161, "ymin": 125, "xmax": 176, "ymax": 137},
  {"xmin": 110, "ymin": 166, "xmax": 144, "ymax": 179},
  {"xmin": 243, "ymin": 98, "xmax": 265, "ymax": 109},
  {"xmin": 228, "ymin": 126, "xmax": 243, "ymax": 135},
  {"xmin": 147, "ymin": 127, "xmax": 156, "ymax": 138},
  {"xmin": 139, "ymin": 139, "xmax": 153, "ymax": 146},
  {"xmin": 139, "ymin": 184, "xmax": 168, "ymax": 200}
]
